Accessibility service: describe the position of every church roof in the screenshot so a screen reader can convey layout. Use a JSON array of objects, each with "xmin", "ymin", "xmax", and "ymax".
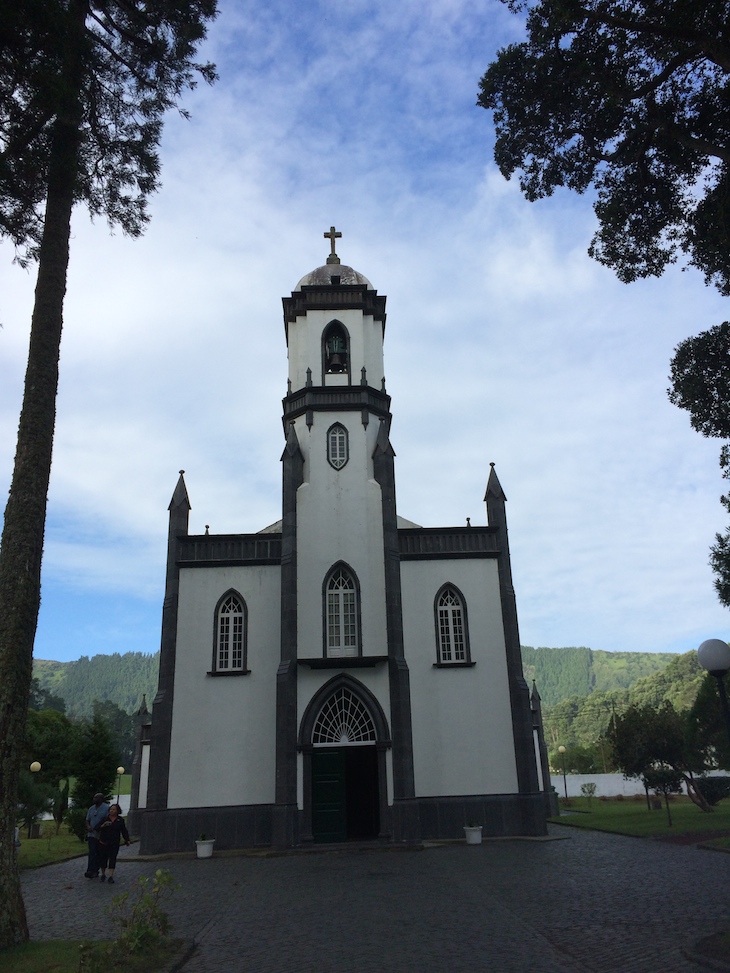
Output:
[{"xmin": 295, "ymin": 264, "xmax": 373, "ymax": 290}]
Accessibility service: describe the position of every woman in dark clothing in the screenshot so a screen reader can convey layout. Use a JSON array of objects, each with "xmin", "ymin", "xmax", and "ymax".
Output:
[{"xmin": 97, "ymin": 803, "xmax": 130, "ymax": 883}]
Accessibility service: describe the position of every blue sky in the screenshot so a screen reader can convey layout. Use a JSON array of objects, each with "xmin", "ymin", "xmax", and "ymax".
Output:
[{"xmin": 2, "ymin": 0, "xmax": 729, "ymax": 664}]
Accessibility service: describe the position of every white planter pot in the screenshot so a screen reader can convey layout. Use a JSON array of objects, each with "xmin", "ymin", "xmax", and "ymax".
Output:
[
  {"xmin": 195, "ymin": 839, "xmax": 215, "ymax": 858},
  {"xmin": 464, "ymin": 826, "xmax": 483, "ymax": 845}
]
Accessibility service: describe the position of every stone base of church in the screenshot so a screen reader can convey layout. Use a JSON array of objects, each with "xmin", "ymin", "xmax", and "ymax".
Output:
[
  {"xmin": 414, "ymin": 792, "xmax": 548, "ymax": 839},
  {"xmin": 137, "ymin": 804, "xmax": 275, "ymax": 855},
  {"xmin": 136, "ymin": 793, "xmax": 547, "ymax": 854}
]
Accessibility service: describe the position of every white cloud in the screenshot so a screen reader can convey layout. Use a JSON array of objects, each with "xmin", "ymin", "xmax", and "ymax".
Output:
[{"xmin": 2, "ymin": 0, "xmax": 729, "ymax": 663}]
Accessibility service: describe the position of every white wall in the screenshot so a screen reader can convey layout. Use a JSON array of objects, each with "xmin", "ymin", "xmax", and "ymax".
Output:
[
  {"xmin": 168, "ymin": 564, "xmax": 280, "ymax": 808},
  {"xmin": 402, "ymin": 558, "xmax": 519, "ymax": 797},
  {"xmin": 286, "ymin": 308, "xmax": 385, "ymax": 391},
  {"xmin": 550, "ymin": 771, "xmax": 730, "ymax": 798},
  {"xmin": 295, "ymin": 411, "xmax": 388, "ymax": 660}
]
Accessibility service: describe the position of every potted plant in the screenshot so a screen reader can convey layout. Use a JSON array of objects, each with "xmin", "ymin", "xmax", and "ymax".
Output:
[
  {"xmin": 195, "ymin": 833, "xmax": 216, "ymax": 858},
  {"xmin": 463, "ymin": 822, "xmax": 483, "ymax": 845}
]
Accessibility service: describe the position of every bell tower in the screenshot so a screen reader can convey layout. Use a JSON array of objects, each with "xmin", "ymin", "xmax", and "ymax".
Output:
[{"xmin": 274, "ymin": 229, "xmax": 417, "ymax": 847}]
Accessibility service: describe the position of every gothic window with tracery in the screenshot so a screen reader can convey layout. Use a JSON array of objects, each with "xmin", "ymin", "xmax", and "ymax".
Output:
[
  {"xmin": 215, "ymin": 592, "xmax": 247, "ymax": 671},
  {"xmin": 326, "ymin": 566, "xmax": 359, "ymax": 657},
  {"xmin": 312, "ymin": 687, "xmax": 376, "ymax": 744},
  {"xmin": 436, "ymin": 585, "xmax": 469, "ymax": 664},
  {"xmin": 328, "ymin": 423, "xmax": 348, "ymax": 470}
]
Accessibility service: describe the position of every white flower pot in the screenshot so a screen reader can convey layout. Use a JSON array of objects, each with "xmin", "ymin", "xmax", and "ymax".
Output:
[
  {"xmin": 195, "ymin": 838, "xmax": 215, "ymax": 858},
  {"xmin": 464, "ymin": 826, "xmax": 483, "ymax": 845}
]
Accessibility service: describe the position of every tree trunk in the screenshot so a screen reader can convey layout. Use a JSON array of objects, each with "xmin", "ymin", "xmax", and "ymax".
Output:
[{"xmin": 0, "ymin": 2, "xmax": 87, "ymax": 948}]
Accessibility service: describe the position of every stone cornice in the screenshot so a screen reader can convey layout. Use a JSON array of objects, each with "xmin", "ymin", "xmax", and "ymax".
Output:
[{"xmin": 282, "ymin": 385, "xmax": 391, "ymax": 423}]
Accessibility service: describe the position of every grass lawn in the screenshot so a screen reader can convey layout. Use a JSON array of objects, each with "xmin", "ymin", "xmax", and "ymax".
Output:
[
  {"xmin": 550, "ymin": 795, "xmax": 730, "ymax": 840},
  {"xmin": 0, "ymin": 939, "xmax": 186, "ymax": 973},
  {"xmin": 17, "ymin": 824, "xmax": 86, "ymax": 870}
]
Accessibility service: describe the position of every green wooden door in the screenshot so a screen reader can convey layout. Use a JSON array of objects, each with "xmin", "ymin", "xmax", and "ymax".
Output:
[{"xmin": 312, "ymin": 749, "xmax": 346, "ymax": 842}]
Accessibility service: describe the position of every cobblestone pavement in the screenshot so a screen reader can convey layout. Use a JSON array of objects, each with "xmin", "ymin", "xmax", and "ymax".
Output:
[{"xmin": 21, "ymin": 825, "xmax": 730, "ymax": 973}]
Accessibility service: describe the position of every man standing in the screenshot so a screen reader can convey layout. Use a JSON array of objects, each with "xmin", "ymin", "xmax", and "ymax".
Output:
[{"xmin": 84, "ymin": 793, "xmax": 109, "ymax": 879}]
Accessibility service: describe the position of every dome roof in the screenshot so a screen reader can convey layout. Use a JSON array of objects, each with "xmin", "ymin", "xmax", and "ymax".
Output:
[{"xmin": 295, "ymin": 263, "xmax": 372, "ymax": 290}]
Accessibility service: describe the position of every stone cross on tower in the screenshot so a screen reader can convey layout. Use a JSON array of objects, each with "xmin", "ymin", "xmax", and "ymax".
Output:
[{"xmin": 324, "ymin": 225, "xmax": 342, "ymax": 265}]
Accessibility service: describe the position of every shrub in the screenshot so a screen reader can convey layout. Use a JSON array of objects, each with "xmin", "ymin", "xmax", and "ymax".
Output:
[{"xmin": 696, "ymin": 776, "xmax": 730, "ymax": 807}]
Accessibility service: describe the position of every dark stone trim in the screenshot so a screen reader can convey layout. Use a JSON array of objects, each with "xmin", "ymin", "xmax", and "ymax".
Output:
[
  {"xmin": 372, "ymin": 421, "xmax": 416, "ymax": 822},
  {"xmin": 145, "ymin": 474, "xmax": 190, "ymax": 812},
  {"xmin": 180, "ymin": 558, "xmax": 281, "ymax": 569},
  {"xmin": 283, "ymin": 284, "xmax": 386, "ymax": 328},
  {"xmin": 485, "ymin": 467, "xmax": 541, "ymax": 798},
  {"xmin": 178, "ymin": 533, "xmax": 281, "ymax": 565},
  {"xmin": 432, "ymin": 661, "xmax": 477, "ymax": 669},
  {"xmin": 274, "ymin": 424, "xmax": 305, "ymax": 849},
  {"xmin": 283, "ymin": 386, "xmax": 391, "ymax": 426},
  {"xmin": 137, "ymin": 790, "xmax": 547, "ymax": 853},
  {"xmin": 138, "ymin": 804, "xmax": 274, "ymax": 854},
  {"xmin": 298, "ymin": 656, "xmax": 388, "ymax": 669},
  {"xmin": 206, "ymin": 669, "xmax": 251, "ymax": 677},
  {"xmin": 414, "ymin": 793, "xmax": 547, "ymax": 840},
  {"xmin": 399, "ymin": 526, "xmax": 498, "ymax": 559}
]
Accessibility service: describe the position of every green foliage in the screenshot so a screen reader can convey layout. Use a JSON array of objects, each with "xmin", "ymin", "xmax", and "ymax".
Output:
[
  {"xmin": 669, "ymin": 323, "xmax": 730, "ymax": 604},
  {"xmin": 28, "ymin": 677, "xmax": 65, "ymax": 713},
  {"xmin": 32, "ymin": 651, "xmax": 159, "ymax": 719},
  {"xmin": 695, "ymin": 775, "xmax": 730, "ymax": 807},
  {"xmin": 1, "ymin": 1, "xmax": 219, "ymax": 263},
  {"xmin": 111, "ymin": 870, "xmax": 178, "ymax": 954},
  {"xmin": 580, "ymin": 782, "xmax": 597, "ymax": 805},
  {"xmin": 93, "ymin": 700, "xmax": 135, "ymax": 767},
  {"xmin": 521, "ymin": 645, "xmax": 673, "ymax": 708},
  {"xmin": 686, "ymin": 673, "xmax": 730, "ymax": 770},
  {"xmin": 68, "ymin": 714, "xmax": 120, "ymax": 840},
  {"xmin": 16, "ymin": 770, "xmax": 52, "ymax": 834},
  {"xmin": 478, "ymin": 1, "xmax": 730, "ymax": 295}
]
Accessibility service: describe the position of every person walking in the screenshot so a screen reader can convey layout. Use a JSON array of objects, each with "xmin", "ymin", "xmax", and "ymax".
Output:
[
  {"xmin": 84, "ymin": 792, "xmax": 109, "ymax": 879},
  {"xmin": 97, "ymin": 803, "xmax": 130, "ymax": 883}
]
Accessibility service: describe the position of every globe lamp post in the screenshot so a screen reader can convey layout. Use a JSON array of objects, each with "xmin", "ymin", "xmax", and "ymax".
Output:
[
  {"xmin": 697, "ymin": 639, "xmax": 730, "ymax": 749},
  {"xmin": 558, "ymin": 745, "xmax": 568, "ymax": 800},
  {"xmin": 116, "ymin": 766, "xmax": 125, "ymax": 806},
  {"xmin": 29, "ymin": 761, "xmax": 41, "ymax": 774}
]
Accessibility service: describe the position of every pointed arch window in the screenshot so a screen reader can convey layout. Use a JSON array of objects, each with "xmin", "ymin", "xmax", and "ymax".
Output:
[
  {"xmin": 323, "ymin": 321, "xmax": 349, "ymax": 375},
  {"xmin": 212, "ymin": 591, "xmax": 249, "ymax": 674},
  {"xmin": 327, "ymin": 423, "xmax": 349, "ymax": 470},
  {"xmin": 435, "ymin": 585, "xmax": 470, "ymax": 665},
  {"xmin": 312, "ymin": 687, "xmax": 376, "ymax": 745},
  {"xmin": 325, "ymin": 565, "xmax": 360, "ymax": 657}
]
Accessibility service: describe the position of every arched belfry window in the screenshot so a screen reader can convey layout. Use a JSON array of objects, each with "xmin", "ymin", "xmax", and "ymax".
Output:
[
  {"xmin": 213, "ymin": 591, "xmax": 248, "ymax": 673},
  {"xmin": 435, "ymin": 584, "xmax": 470, "ymax": 665},
  {"xmin": 324, "ymin": 564, "xmax": 360, "ymax": 657},
  {"xmin": 327, "ymin": 423, "xmax": 348, "ymax": 470},
  {"xmin": 312, "ymin": 687, "xmax": 376, "ymax": 745},
  {"xmin": 323, "ymin": 321, "xmax": 349, "ymax": 375}
]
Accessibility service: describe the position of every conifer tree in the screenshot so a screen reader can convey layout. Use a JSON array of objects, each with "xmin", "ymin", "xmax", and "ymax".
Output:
[{"xmin": 0, "ymin": 0, "xmax": 217, "ymax": 946}]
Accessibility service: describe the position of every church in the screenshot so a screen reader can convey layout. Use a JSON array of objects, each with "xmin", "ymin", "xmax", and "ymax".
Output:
[{"xmin": 130, "ymin": 229, "xmax": 553, "ymax": 851}]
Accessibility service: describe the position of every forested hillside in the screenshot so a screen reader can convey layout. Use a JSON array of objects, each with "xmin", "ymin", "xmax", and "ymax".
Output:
[
  {"xmin": 520, "ymin": 645, "xmax": 675, "ymax": 707},
  {"xmin": 541, "ymin": 650, "xmax": 706, "ymax": 752},
  {"xmin": 33, "ymin": 652, "xmax": 159, "ymax": 719}
]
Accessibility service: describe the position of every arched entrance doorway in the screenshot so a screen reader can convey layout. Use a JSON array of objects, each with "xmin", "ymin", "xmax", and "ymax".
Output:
[{"xmin": 299, "ymin": 677, "xmax": 391, "ymax": 843}]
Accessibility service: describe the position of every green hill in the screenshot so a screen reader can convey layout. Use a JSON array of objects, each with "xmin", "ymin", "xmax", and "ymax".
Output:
[
  {"xmin": 520, "ymin": 645, "xmax": 675, "ymax": 707},
  {"xmin": 33, "ymin": 651, "xmax": 159, "ymax": 719}
]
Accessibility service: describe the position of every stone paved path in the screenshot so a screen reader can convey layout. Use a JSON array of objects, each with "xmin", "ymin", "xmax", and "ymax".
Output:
[{"xmin": 21, "ymin": 825, "xmax": 730, "ymax": 972}]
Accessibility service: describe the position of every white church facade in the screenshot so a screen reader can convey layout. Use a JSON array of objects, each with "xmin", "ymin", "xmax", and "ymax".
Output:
[{"xmin": 130, "ymin": 231, "xmax": 553, "ymax": 850}]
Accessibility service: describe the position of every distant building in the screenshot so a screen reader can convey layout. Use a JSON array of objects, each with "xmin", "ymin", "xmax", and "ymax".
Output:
[{"xmin": 131, "ymin": 231, "xmax": 552, "ymax": 850}]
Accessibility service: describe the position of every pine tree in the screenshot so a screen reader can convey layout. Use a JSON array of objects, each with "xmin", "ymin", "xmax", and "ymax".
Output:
[{"xmin": 0, "ymin": 1, "xmax": 217, "ymax": 946}]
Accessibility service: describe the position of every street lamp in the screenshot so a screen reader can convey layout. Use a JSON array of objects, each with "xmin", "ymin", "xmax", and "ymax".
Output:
[
  {"xmin": 29, "ymin": 761, "xmax": 41, "ymax": 773},
  {"xmin": 697, "ymin": 638, "xmax": 730, "ymax": 750},
  {"xmin": 116, "ymin": 766, "xmax": 125, "ymax": 806},
  {"xmin": 558, "ymin": 745, "xmax": 568, "ymax": 800}
]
